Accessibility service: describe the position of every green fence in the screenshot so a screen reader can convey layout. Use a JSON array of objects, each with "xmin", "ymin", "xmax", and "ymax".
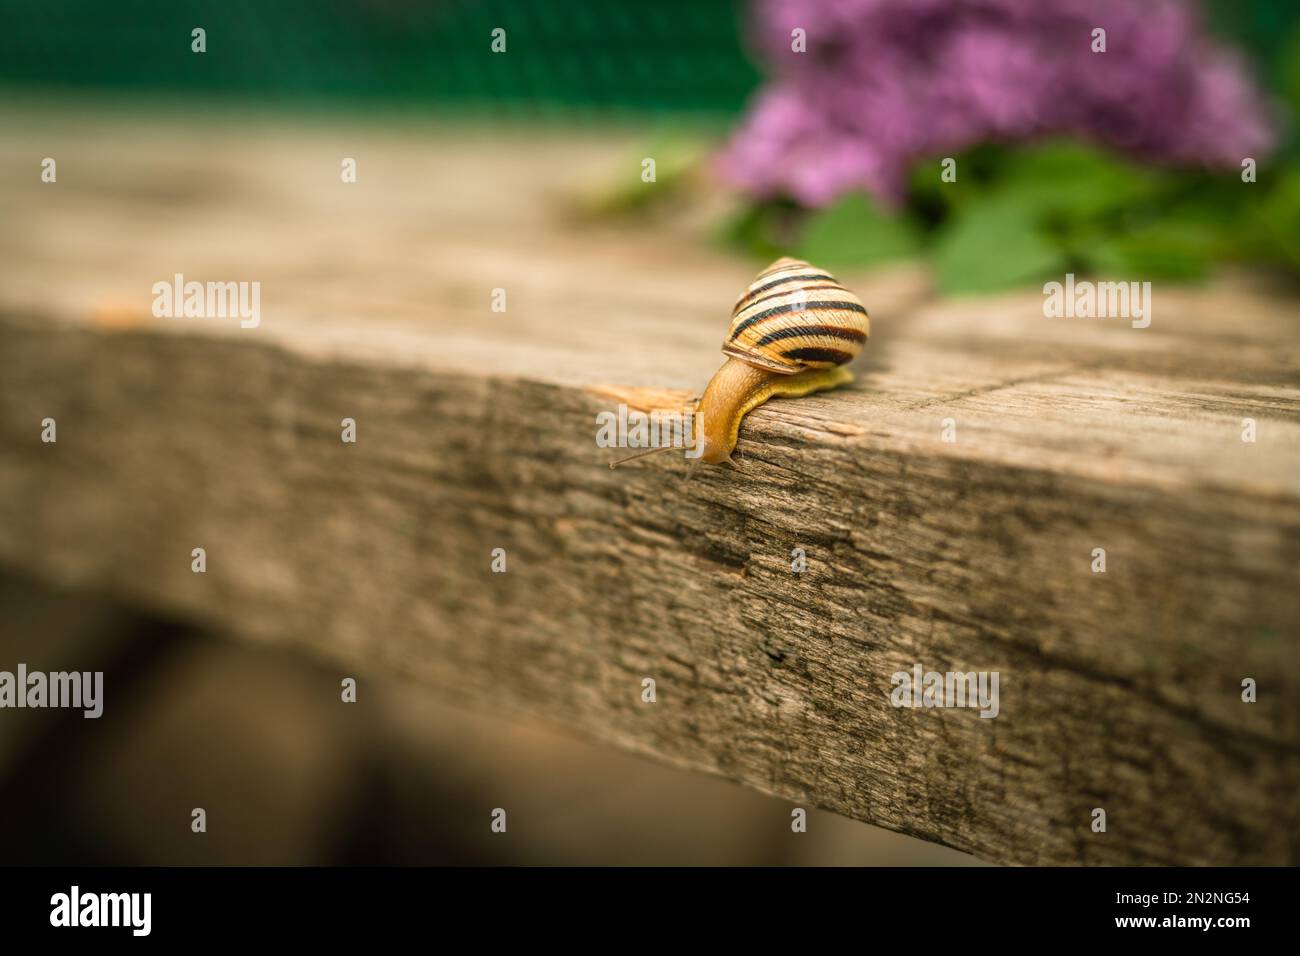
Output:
[
  {"xmin": 0, "ymin": 0, "xmax": 1293, "ymax": 119},
  {"xmin": 0, "ymin": 0, "xmax": 760, "ymax": 115}
]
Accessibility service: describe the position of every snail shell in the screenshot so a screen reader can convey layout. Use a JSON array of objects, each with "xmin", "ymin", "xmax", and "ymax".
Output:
[{"xmin": 723, "ymin": 257, "xmax": 869, "ymax": 374}]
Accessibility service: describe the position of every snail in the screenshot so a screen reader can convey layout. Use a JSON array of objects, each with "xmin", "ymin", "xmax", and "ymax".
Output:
[{"xmin": 612, "ymin": 256, "xmax": 868, "ymax": 469}]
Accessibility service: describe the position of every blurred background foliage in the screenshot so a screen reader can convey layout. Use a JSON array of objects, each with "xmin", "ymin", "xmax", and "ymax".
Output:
[
  {"xmin": 1, "ymin": 0, "xmax": 1296, "ymax": 290},
  {"xmin": 729, "ymin": 139, "xmax": 1300, "ymax": 293}
]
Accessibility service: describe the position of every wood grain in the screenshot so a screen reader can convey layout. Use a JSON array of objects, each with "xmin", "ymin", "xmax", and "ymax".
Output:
[{"xmin": 1, "ymin": 108, "xmax": 1297, "ymax": 864}]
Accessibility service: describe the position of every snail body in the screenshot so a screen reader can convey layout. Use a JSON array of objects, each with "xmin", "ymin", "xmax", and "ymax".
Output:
[
  {"xmin": 697, "ymin": 257, "xmax": 868, "ymax": 464},
  {"xmin": 696, "ymin": 358, "xmax": 852, "ymax": 464}
]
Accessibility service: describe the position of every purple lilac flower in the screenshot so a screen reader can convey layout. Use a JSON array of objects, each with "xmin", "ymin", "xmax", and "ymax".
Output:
[{"xmin": 721, "ymin": 0, "xmax": 1276, "ymax": 207}]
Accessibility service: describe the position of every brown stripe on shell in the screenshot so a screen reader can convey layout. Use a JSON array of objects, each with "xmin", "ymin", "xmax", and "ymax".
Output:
[
  {"xmin": 732, "ymin": 289, "xmax": 861, "ymax": 325},
  {"xmin": 781, "ymin": 346, "xmax": 856, "ymax": 365},
  {"xmin": 734, "ymin": 284, "xmax": 850, "ymax": 317},
  {"xmin": 732, "ymin": 273, "xmax": 836, "ymax": 313},
  {"xmin": 755, "ymin": 324, "xmax": 867, "ymax": 346},
  {"xmin": 729, "ymin": 300, "xmax": 867, "ymax": 342},
  {"xmin": 734, "ymin": 257, "xmax": 821, "ymax": 302}
]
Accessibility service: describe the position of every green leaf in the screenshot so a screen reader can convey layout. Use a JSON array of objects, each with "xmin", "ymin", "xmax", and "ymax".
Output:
[
  {"xmin": 1088, "ymin": 222, "xmax": 1214, "ymax": 281},
  {"xmin": 795, "ymin": 193, "xmax": 921, "ymax": 269},
  {"xmin": 932, "ymin": 195, "xmax": 1067, "ymax": 293},
  {"xmin": 905, "ymin": 143, "xmax": 1012, "ymax": 221},
  {"xmin": 1001, "ymin": 141, "xmax": 1163, "ymax": 220},
  {"xmin": 1241, "ymin": 168, "xmax": 1300, "ymax": 272}
]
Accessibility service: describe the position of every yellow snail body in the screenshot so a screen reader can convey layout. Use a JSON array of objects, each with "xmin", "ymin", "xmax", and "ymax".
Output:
[
  {"xmin": 697, "ymin": 256, "xmax": 868, "ymax": 464},
  {"xmin": 695, "ymin": 357, "xmax": 854, "ymax": 464},
  {"xmin": 610, "ymin": 256, "xmax": 868, "ymax": 469}
]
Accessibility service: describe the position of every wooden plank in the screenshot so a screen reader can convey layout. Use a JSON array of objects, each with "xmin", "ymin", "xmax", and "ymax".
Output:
[{"xmin": 1, "ymin": 109, "xmax": 1298, "ymax": 865}]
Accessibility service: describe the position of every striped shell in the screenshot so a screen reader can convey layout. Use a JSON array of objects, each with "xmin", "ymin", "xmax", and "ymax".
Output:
[{"xmin": 724, "ymin": 257, "xmax": 869, "ymax": 374}]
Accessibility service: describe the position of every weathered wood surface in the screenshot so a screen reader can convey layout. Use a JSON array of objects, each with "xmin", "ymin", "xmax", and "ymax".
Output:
[{"xmin": 1, "ymin": 109, "xmax": 1298, "ymax": 865}]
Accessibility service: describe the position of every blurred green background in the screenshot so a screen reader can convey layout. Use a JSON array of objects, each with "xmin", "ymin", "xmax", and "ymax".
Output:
[
  {"xmin": 0, "ymin": 0, "xmax": 761, "ymax": 116},
  {"xmin": 0, "ymin": 0, "xmax": 1292, "ymax": 118}
]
